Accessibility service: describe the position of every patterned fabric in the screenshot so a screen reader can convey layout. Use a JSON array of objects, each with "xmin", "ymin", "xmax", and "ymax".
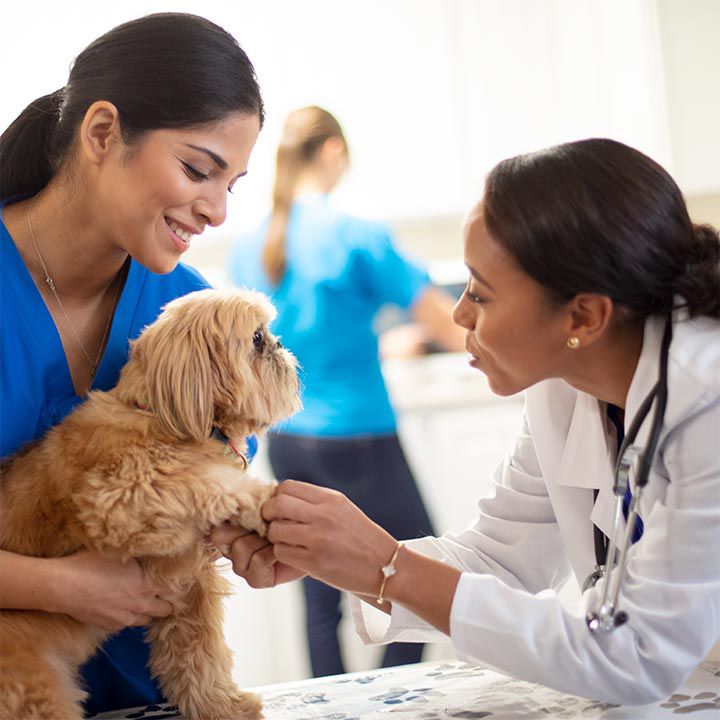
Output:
[{"xmin": 90, "ymin": 660, "xmax": 720, "ymax": 719}]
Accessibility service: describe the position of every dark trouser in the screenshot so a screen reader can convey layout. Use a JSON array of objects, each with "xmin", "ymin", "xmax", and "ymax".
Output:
[{"xmin": 268, "ymin": 432, "xmax": 435, "ymax": 678}]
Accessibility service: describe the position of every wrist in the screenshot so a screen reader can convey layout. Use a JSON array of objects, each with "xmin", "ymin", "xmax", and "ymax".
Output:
[
  {"xmin": 375, "ymin": 540, "xmax": 403, "ymax": 606},
  {"xmin": 380, "ymin": 542, "xmax": 409, "ymax": 605},
  {"xmin": 379, "ymin": 544, "xmax": 462, "ymax": 635}
]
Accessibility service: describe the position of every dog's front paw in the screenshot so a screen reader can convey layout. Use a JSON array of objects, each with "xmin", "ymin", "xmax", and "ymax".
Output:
[
  {"xmin": 192, "ymin": 689, "xmax": 264, "ymax": 720},
  {"xmin": 229, "ymin": 481, "xmax": 276, "ymax": 537},
  {"xmin": 228, "ymin": 690, "xmax": 264, "ymax": 720}
]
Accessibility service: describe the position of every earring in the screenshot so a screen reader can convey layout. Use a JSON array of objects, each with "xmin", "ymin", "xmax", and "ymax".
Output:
[{"xmin": 566, "ymin": 337, "xmax": 580, "ymax": 349}]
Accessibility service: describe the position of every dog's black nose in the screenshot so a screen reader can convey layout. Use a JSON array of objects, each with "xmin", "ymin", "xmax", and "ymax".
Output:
[{"xmin": 276, "ymin": 339, "xmax": 282, "ymax": 349}]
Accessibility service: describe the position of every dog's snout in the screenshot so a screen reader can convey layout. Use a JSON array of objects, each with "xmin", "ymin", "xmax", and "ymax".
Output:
[{"xmin": 275, "ymin": 338, "xmax": 282, "ymax": 349}]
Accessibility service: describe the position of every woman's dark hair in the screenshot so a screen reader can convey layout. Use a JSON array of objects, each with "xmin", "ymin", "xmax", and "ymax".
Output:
[
  {"xmin": 483, "ymin": 138, "xmax": 720, "ymax": 319},
  {"xmin": 0, "ymin": 12, "xmax": 264, "ymax": 201}
]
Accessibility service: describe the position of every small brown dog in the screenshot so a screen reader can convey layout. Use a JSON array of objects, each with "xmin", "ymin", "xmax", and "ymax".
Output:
[{"xmin": 0, "ymin": 288, "xmax": 301, "ymax": 720}]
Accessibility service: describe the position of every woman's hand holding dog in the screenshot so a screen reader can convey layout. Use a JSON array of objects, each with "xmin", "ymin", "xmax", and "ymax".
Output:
[
  {"xmin": 51, "ymin": 549, "xmax": 174, "ymax": 631},
  {"xmin": 212, "ymin": 480, "xmax": 401, "ymax": 599},
  {"xmin": 260, "ymin": 480, "xmax": 398, "ymax": 597},
  {"xmin": 209, "ymin": 524, "xmax": 307, "ymax": 588},
  {"xmin": 222, "ymin": 481, "xmax": 460, "ymax": 634}
]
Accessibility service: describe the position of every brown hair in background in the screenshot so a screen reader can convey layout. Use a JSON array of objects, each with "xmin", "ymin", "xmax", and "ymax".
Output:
[{"xmin": 262, "ymin": 106, "xmax": 347, "ymax": 285}]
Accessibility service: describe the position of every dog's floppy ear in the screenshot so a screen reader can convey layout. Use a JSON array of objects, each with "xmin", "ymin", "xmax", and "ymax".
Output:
[{"xmin": 135, "ymin": 317, "xmax": 215, "ymax": 442}]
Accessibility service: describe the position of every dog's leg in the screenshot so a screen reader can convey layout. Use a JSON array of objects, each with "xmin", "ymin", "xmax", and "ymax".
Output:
[
  {"xmin": 0, "ymin": 612, "xmax": 109, "ymax": 720},
  {"xmin": 200, "ymin": 471, "xmax": 277, "ymax": 537},
  {"xmin": 0, "ymin": 634, "xmax": 89, "ymax": 720},
  {"xmin": 147, "ymin": 565, "xmax": 264, "ymax": 720},
  {"xmin": 75, "ymin": 463, "xmax": 275, "ymax": 560},
  {"xmin": 0, "ymin": 612, "xmax": 106, "ymax": 720}
]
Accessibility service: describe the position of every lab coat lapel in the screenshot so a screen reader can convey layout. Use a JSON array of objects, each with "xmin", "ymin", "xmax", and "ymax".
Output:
[
  {"xmin": 560, "ymin": 392, "xmax": 616, "ymax": 576},
  {"xmin": 555, "ymin": 392, "xmax": 614, "ymax": 491},
  {"xmin": 527, "ymin": 382, "xmax": 616, "ymax": 583}
]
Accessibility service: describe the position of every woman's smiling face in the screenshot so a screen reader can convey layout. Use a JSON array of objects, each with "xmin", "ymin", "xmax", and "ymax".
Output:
[
  {"xmin": 452, "ymin": 202, "xmax": 572, "ymax": 396},
  {"xmin": 96, "ymin": 111, "xmax": 260, "ymax": 274}
]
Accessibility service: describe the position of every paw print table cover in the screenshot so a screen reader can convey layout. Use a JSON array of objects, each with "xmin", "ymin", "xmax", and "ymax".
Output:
[{"xmin": 91, "ymin": 660, "xmax": 720, "ymax": 719}]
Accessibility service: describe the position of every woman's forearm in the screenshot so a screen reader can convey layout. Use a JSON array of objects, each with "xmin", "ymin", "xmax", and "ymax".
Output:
[
  {"xmin": 0, "ymin": 549, "xmax": 60, "ymax": 612},
  {"xmin": 2, "ymin": 548, "xmax": 175, "ymax": 629},
  {"xmin": 412, "ymin": 286, "xmax": 466, "ymax": 353}
]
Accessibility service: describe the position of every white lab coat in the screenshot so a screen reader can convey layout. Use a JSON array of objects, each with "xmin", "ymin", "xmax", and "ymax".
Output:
[{"xmin": 352, "ymin": 308, "xmax": 720, "ymax": 704}]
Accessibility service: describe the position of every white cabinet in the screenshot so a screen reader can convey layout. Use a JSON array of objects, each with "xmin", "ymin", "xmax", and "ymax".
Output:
[{"xmin": 382, "ymin": 353, "xmax": 526, "ymax": 537}]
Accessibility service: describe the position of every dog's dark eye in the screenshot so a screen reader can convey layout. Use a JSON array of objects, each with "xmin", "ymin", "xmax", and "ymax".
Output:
[{"xmin": 253, "ymin": 330, "xmax": 265, "ymax": 351}]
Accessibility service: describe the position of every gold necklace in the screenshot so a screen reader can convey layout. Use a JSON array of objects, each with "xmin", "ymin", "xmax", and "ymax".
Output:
[{"xmin": 26, "ymin": 196, "xmax": 122, "ymax": 379}]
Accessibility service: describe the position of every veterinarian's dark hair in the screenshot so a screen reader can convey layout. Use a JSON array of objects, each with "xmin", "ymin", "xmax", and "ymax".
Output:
[
  {"xmin": 482, "ymin": 138, "xmax": 720, "ymax": 319},
  {"xmin": 0, "ymin": 12, "xmax": 264, "ymax": 201}
]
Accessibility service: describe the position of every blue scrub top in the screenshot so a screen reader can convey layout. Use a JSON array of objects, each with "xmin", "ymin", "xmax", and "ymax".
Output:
[
  {"xmin": 1, "ymin": 202, "xmax": 256, "ymax": 715},
  {"xmin": 228, "ymin": 195, "xmax": 430, "ymax": 437}
]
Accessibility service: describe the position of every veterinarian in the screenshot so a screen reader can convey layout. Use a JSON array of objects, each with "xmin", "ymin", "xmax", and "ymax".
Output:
[
  {"xmin": 0, "ymin": 13, "xmax": 263, "ymax": 715},
  {"xmin": 227, "ymin": 106, "xmax": 465, "ymax": 677},
  {"xmin": 214, "ymin": 138, "xmax": 720, "ymax": 704}
]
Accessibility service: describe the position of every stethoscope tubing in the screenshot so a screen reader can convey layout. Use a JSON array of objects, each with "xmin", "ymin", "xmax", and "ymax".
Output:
[{"xmin": 587, "ymin": 315, "xmax": 673, "ymax": 633}]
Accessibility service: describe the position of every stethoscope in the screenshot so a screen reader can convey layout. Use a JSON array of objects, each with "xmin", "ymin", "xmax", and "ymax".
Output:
[{"xmin": 584, "ymin": 316, "xmax": 673, "ymax": 633}]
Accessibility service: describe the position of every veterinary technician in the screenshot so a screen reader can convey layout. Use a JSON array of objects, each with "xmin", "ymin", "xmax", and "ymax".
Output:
[
  {"xmin": 215, "ymin": 138, "xmax": 720, "ymax": 704},
  {"xmin": 0, "ymin": 13, "xmax": 262, "ymax": 715},
  {"xmin": 227, "ymin": 106, "xmax": 464, "ymax": 677}
]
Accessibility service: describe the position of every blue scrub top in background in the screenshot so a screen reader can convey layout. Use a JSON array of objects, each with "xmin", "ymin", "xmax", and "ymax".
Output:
[
  {"xmin": 228, "ymin": 194, "xmax": 430, "ymax": 437},
  {"xmin": 1, "ymin": 203, "xmax": 237, "ymax": 716}
]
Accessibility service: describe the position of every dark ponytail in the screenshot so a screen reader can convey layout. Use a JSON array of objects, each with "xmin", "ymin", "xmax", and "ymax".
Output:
[
  {"xmin": 483, "ymin": 138, "xmax": 720, "ymax": 320},
  {"xmin": 0, "ymin": 89, "xmax": 68, "ymax": 199},
  {"xmin": 0, "ymin": 13, "xmax": 264, "ymax": 202}
]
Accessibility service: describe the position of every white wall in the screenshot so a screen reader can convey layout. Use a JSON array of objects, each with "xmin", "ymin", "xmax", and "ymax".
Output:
[
  {"xmin": 656, "ymin": 0, "xmax": 720, "ymax": 195},
  {"xmin": 8, "ymin": 0, "xmax": 710, "ymax": 277},
  {"xmin": 3, "ymin": 0, "xmax": 675, "ymax": 242}
]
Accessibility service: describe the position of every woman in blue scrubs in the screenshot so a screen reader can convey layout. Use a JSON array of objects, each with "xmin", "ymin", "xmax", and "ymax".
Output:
[
  {"xmin": 0, "ymin": 13, "xmax": 263, "ymax": 715},
  {"xmin": 227, "ymin": 106, "xmax": 464, "ymax": 677}
]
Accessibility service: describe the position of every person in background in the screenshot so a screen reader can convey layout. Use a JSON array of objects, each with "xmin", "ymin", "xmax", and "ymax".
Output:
[
  {"xmin": 216, "ymin": 138, "xmax": 720, "ymax": 704},
  {"xmin": 227, "ymin": 106, "xmax": 464, "ymax": 677},
  {"xmin": 0, "ymin": 13, "xmax": 262, "ymax": 715}
]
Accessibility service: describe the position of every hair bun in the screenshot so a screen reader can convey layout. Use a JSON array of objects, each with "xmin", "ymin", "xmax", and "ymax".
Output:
[
  {"xmin": 691, "ymin": 223, "xmax": 720, "ymax": 257},
  {"xmin": 674, "ymin": 223, "xmax": 720, "ymax": 316}
]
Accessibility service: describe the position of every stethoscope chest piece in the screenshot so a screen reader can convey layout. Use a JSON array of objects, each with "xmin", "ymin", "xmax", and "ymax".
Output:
[{"xmin": 586, "ymin": 607, "xmax": 629, "ymax": 632}]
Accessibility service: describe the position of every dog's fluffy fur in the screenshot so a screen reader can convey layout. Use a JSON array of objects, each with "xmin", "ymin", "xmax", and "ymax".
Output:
[{"xmin": 0, "ymin": 288, "xmax": 301, "ymax": 720}]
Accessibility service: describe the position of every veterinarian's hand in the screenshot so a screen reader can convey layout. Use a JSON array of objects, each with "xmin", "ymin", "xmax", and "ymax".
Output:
[
  {"xmin": 52, "ymin": 549, "xmax": 174, "ymax": 631},
  {"xmin": 262, "ymin": 480, "xmax": 398, "ymax": 596},
  {"xmin": 209, "ymin": 524, "xmax": 306, "ymax": 588}
]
